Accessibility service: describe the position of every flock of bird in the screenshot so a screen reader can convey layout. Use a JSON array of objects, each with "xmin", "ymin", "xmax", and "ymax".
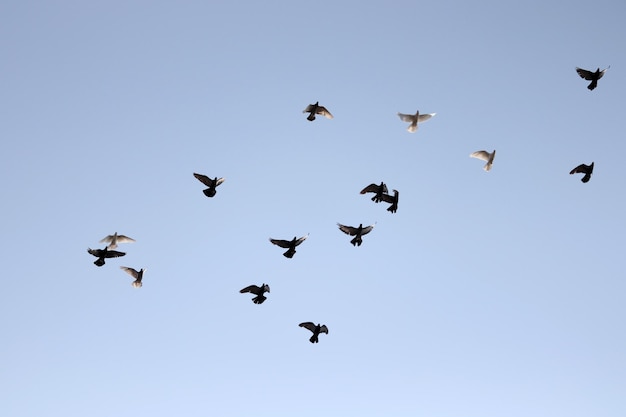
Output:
[{"xmin": 87, "ymin": 66, "xmax": 608, "ymax": 343}]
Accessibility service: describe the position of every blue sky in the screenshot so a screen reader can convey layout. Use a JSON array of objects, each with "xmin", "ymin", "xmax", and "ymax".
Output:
[{"xmin": 1, "ymin": 1, "xmax": 625, "ymax": 416}]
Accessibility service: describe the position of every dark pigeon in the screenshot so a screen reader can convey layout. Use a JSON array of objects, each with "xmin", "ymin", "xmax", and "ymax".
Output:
[
  {"xmin": 360, "ymin": 182, "xmax": 388, "ymax": 203},
  {"xmin": 380, "ymin": 189, "xmax": 399, "ymax": 213},
  {"xmin": 269, "ymin": 235, "xmax": 308, "ymax": 258},
  {"xmin": 87, "ymin": 247, "xmax": 125, "ymax": 267},
  {"xmin": 570, "ymin": 162, "xmax": 594, "ymax": 183},
  {"xmin": 193, "ymin": 173, "xmax": 225, "ymax": 197},
  {"xmin": 576, "ymin": 67, "xmax": 609, "ymax": 91},
  {"xmin": 240, "ymin": 283, "xmax": 270, "ymax": 304},
  {"xmin": 337, "ymin": 223, "xmax": 375, "ymax": 246},
  {"xmin": 299, "ymin": 322, "xmax": 329, "ymax": 343},
  {"xmin": 302, "ymin": 101, "xmax": 333, "ymax": 121}
]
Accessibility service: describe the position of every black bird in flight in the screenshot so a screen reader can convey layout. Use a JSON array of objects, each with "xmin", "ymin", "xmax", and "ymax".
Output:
[
  {"xmin": 570, "ymin": 162, "xmax": 594, "ymax": 183},
  {"xmin": 240, "ymin": 283, "xmax": 270, "ymax": 304},
  {"xmin": 380, "ymin": 189, "xmax": 399, "ymax": 213},
  {"xmin": 337, "ymin": 223, "xmax": 375, "ymax": 246},
  {"xmin": 269, "ymin": 235, "xmax": 308, "ymax": 258},
  {"xmin": 360, "ymin": 182, "xmax": 388, "ymax": 203},
  {"xmin": 99, "ymin": 232, "xmax": 135, "ymax": 250},
  {"xmin": 87, "ymin": 247, "xmax": 125, "ymax": 267},
  {"xmin": 193, "ymin": 173, "xmax": 225, "ymax": 197},
  {"xmin": 576, "ymin": 66, "xmax": 609, "ymax": 91},
  {"xmin": 120, "ymin": 266, "xmax": 145, "ymax": 288},
  {"xmin": 302, "ymin": 101, "xmax": 333, "ymax": 121},
  {"xmin": 299, "ymin": 322, "xmax": 329, "ymax": 343}
]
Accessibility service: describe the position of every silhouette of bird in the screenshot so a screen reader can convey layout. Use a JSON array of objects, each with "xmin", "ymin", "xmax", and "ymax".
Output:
[
  {"xmin": 397, "ymin": 110, "xmax": 436, "ymax": 133},
  {"xmin": 299, "ymin": 322, "xmax": 329, "ymax": 343},
  {"xmin": 470, "ymin": 150, "xmax": 496, "ymax": 171},
  {"xmin": 193, "ymin": 173, "xmax": 225, "ymax": 197},
  {"xmin": 240, "ymin": 283, "xmax": 270, "ymax": 304},
  {"xmin": 360, "ymin": 182, "xmax": 388, "ymax": 203},
  {"xmin": 302, "ymin": 101, "xmax": 333, "ymax": 121},
  {"xmin": 570, "ymin": 162, "xmax": 594, "ymax": 183},
  {"xmin": 269, "ymin": 234, "xmax": 309, "ymax": 258},
  {"xmin": 337, "ymin": 223, "xmax": 375, "ymax": 246},
  {"xmin": 120, "ymin": 266, "xmax": 145, "ymax": 288},
  {"xmin": 380, "ymin": 189, "xmax": 399, "ymax": 213},
  {"xmin": 99, "ymin": 232, "xmax": 135, "ymax": 250},
  {"xmin": 87, "ymin": 247, "xmax": 125, "ymax": 267},
  {"xmin": 576, "ymin": 66, "xmax": 609, "ymax": 91}
]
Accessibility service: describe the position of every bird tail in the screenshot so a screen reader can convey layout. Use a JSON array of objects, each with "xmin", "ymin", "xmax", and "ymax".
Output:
[
  {"xmin": 387, "ymin": 204, "xmax": 397, "ymax": 213},
  {"xmin": 350, "ymin": 237, "xmax": 362, "ymax": 246},
  {"xmin": 307, "ymin": 113, "xmax": 315, "ymax": 121},
  {"xmin": 252, "ymin": 295, "xmax": 267, "ymax": 304},
  {"xmin": 132, "ymin": 280, "xmax": 142, "ymax": 288},
  {"xmin": 309, "ymin": 335, "xmax": 318, "ymax": 343},
  {"xmin": 203, "ymin": 188, "xmax": 216, "ymax": 197},
  {"xmin": 94, "ymin": 258, "xmax": 105, "ymax": 267},
  {"xmin": 283, "ymin": 249, "xmax": 296, "ymax": 258},
  {"xmin": 588, "ymin": 80, "xmax": 597, "ymax": 91}
]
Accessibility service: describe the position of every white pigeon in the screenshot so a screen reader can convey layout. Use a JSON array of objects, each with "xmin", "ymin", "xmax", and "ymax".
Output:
[
  {"xmin": 470, "ymin": 150, "xmax": 496, "ymax": 171},
  {"xmin": 100, "ymin": 232, "xmax": 135, "ymax": 250},
  {"xmin": 397, "ymin": 110, "xmax": 436, "ymax": 133}
]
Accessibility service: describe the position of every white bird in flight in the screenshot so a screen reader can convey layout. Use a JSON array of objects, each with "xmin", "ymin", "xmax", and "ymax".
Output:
[
  {"xmin": 470, "ymin": 150, "xmax": 496, "ymax": 171},
  {"xmin": 397, "ymin": 110, "xmax": 436, "ymax": 133}
]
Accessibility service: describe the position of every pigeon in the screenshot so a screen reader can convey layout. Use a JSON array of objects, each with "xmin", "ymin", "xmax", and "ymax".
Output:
[
  {"xmin": 302, "ymin": 101, "xmax": 333, "ymax": 121},
  {"xmin": 569, "ymin": 162, "xmax": 594, "ymax": 183},
  {"xmin": 269, "ymin": 234, "xmax": 309, "ymax": 258},
  {"xmin": 576, "ymin": 66, "xmax": 609, "ymax": 91},
  {"xmin": 299, "ymin": 322, "xmax": 329, "ymax": 343},
  {"xmin": 397, "ymin": 110, "xmax": 436, "ymax": 133},
  {"xmin": 120, "ymin": 266, "xmax": 145, "ymax": 288},
  {"xmin": 99, "ymin": 232, "xmax": 135, "ymax": 250},
  {"xmin": 87, "ymin": 247, "xmax": 125, "ymax": 267},
  {"xmin": 380, "ymin": 189, "xmax": 399, "ymax": 213},
  {"xmin": 360, "ymin": 182, "xmax": 388, "ymax": 203},
  {"xmin": 240, "ymin": 283, "xmax": 270, "ymax": 304},
  {"xmin": 337, "ymin": 223, "xmax": 375, "ymax": 246},
  {"xmin": 193, "ymin": 173, "xmax": 225, "ymax": 198},
  {"xmin": 470, "ymin": 150, "xmax": 496, "ymax": 171}
]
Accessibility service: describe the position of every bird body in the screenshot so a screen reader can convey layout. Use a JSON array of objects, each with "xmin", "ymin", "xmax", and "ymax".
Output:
[
  {"xmin": 99, "ymin": 232, "xmax": 135, "ymax": 250},
  {"xmin": 193, "ymin": 173, "xmax": 225, "ymax": 197},
  {"xmin": 576, "ymin": 66, "xmax": 609, "ymax": 91},
  {"xmin": 87, "ymin": 247, "xmax": 126, "ymax": 267},
  {"xmin": 360, "ymin": 182, "xmax": 388, "ymax": 203},
  {"xmin": 380, "ymin": 189, "xmax": 399, "ymax": 213},
  {"xmin": 120, "ymin": 266, "xmax": 145, "ymax": 288},
  {"xmin": 337, "ymin": 223, "xmax": 375, "ymax": 246},
  {"xmin": 397, "ymin": 110, "xmax": 435, "ymax": 133},
  {"xmin": 269, "ymin": 234, "xmax": 309, "ymax": 258},
  {"xmin": 303, "ymin": 101, "xmax": 333, "ymax": 121},
  {"xmin": 570, "ymin": 162, "xmax": 594, "ymax": 183},
  {"xmin": 299, "ymin": 322, "xmax": 329, "ymax": 343},
  {"xmin": 470, "ymin": 150, "xmax": 496, "ymax": 171},
  {"xmin": 240, "ymin": 283, "xmax": 270, "ymax": 304}
]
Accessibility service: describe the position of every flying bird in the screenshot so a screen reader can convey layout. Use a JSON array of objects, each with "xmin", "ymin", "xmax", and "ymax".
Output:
[
  {"xmin": 576, "ymin": 66, "xmax": 609, "ymax": 91},
  {"xmin": 193, "ymin": 173, "xmax": 225, "ymax": 197},
  {"xmin": 337, "ymin": 223, "xmax": 375, "ymax": 246},
  {"xmin": 397, "ymin": 110, "xmax": 436, "ymax": 133},
  {"xmin": 87, "ymin": 247, "xmax": 125, "ymax": 267},
  {"xmin": 380, "ymin": 189, "xmax": 399, "ymax": 213},
  {"xmin": 470, "ymin": 150, "xmax": 496, "ymax": 171},
  {"xmin": 569, "ymin": 162, "xmax": 594, "ymax": 183},
  {"xmin": 240, "ymin": 283, "xmax": 270, "ymax": 304},
  {"xmin": 120, "ymin": 266, "xmax": 146, "ymax": 288},
  {"xmin": 299, "ymin": 322, "xmax": 329, "ymax": 343},
  {"xmin": 269, "ymin": 234, "xmax": 309, "ymax": 258},
  {"xmin": 99, "ymin": 232, "xmax": 135, "ymax": 250},
  {"xmin": 360, "ymin": 182, "xmax": 388, "ymax": 203},
  {"xmin": 302, "ymin": 101, "xmax": 333, "ymax": 121}
]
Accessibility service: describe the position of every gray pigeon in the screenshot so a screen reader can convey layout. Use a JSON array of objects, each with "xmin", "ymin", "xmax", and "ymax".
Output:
[
  {"xmin": 100, "ymin": 232, "xmax": 135, "ymax": 250},
  {"xmin": 299, "ymin": 322, "xmax": 329, "ymax": 343},
  {"xmin": 120, "ymin": 266, "xmax": 145, "ymax": 288},
  {"xmin": 397, "ymin": 110, "xmax": 436, "ymax": 133}
]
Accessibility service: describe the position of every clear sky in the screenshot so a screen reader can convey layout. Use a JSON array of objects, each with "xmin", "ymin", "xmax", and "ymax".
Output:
[{"xmin": 1, "ymin": 1, "xmax": 625, "ymax": 416}]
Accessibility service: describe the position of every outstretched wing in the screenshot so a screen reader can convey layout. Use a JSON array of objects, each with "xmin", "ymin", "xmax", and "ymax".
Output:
[
  {"xmin": 87, "ymin": 248, "xmax": 104, "ymax": 257},
  {"xmin": 214, "ymin": 177, "xmax": 225, "ymax": 187},
  {"xmin": 379, "ymin": 192, "xmax": 396, "ymax": 204},
  {"xmin": 316, "ymin": 106, "xmax": 333, "ymax": 119},
  {"xmin": 299, "ymin": 322, "xmax": 316, "ymax": 333},
  {"xmin": 570, "ymin": 164, "xmax": 590, "ymax": 175},
  {"xmin": 361, "ymin": 224, "xmax": 375, "ymax": 235},
  {"xmin": 105, "ymin": 250, "xmax": 126, "ymax": 259},
  {"xmin": 417, "ymin": 112, "xmax": 435, "ymax": 122},
  {"xmin": 397, "ymin": 112, "xmax": 415, "ymax": 123},
  {"xmin": 575, "ymin": 67, "xmax": 594, "ymax": 80},
  {"xmin": 269, "ymin": 238, "xmax": 291, "ymax": 248},
  {"xmin": 120, "ymin": 266, "xmax": 139, "ymax": 279},
  {"xmin": 115, "ymin": 235, "xmax": 135, "ymax": 244},
  {"xmin": 319, "ymin": 325, "xmax": 329, "ymax": 334},
  {"xmin": 470, "ymin": 150, "xmax": 491, "ymax": 162},
  {"xmin": 193, "ymin": 173, "xmax": 214, "ymax": 187},
  {"xmin": 337, "ymin": 223, "xmax": 358, "ymax": 236},
  {"xmin": 294, "ymin": 234, "xmax": 309, "ymax": 247},
  {"xmin": 240, "ymin": 284, "xmax": 262, "ymax": 295}
]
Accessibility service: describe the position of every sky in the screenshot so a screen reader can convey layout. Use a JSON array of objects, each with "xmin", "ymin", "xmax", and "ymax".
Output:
[{"xmin": 1, "ymin": 1, "xmax": 625, "ymax": 416}]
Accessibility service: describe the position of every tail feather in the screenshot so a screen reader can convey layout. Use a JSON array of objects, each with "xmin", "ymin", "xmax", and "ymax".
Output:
[
  {"xmin": 350, "ymin": 237, "xmax": 362, "ymax": 246},
  {"xmin": 283, "ymin": 249, "xmax": 296, "ymax": 258},
  {"xmin": 588, "ymin": 80, "xmax": 597, "ymax": 91},
  {"xmin": 307, "ymin": 113, "xmax": 315, "ymax": 121},
  {"xmin": 309, "ymin": 335, "xmax": 318, "ymax": 343},
  {"xmin": 203, "ymin": 188, "xmax": 216, "ymax": 197},
  {"xmin": 94, "ymin": 258, "xmax": 105, "ymax": 267},
  {"xmin": 252, "ymin": 295, "xmax": 267, "ymax": 304}
]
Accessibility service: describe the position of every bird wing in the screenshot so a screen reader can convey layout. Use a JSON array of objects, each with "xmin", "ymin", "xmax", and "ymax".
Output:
[
  {"xmin": 361, "ymin": 224, "xmax": 375, "ymax": 235},
  {"xmin": 319, "ymin": 325, "xmax": 329, "ymax": 334},
  {"xmin": 397, "ymin": 112, "xmax": 415, "ymax": 123},
  {"xmin": 269, "ymin": 238, "xmax": 291, "ymax": 248},
  {"xmin": 115, "ymin": 235, "xmax": 135, "ymax": 244},
  {"xmin": 294, "ymin": 234, "xmax": 309, "ymax": 247},
  {"xmin": 337, "ymin": 223, "xmax": 358, "ymax": 236},
  {"xmin": 215, "ymin": 177, "xmax": 225, "ymax": 186},
  {"xmin": 120, "ymin": 266, "xmax": 139, "ymax": 278},
  {"xmin": 570, "ymin": 164, "xmax": 590, "ymax": 175},
  {"xmin": 240, "ymin": 285, "xmax": 261, "ymax": 295},
  {"xmin": 303, "ymin": 104, "xmax": 315, "ymax": 113},
  {"xmin": 470, "ymin": 150, "xmax": 491, "ymax": 162},
  {"xmin": 575, "ymin": 67, "xmax": 594, "ymax": 80},
  {"xmin": 193, "ymin": 173, "xmax": 214, "ymax": 187},
  {"xmin": 87, "ymin": 248, "xmax": 104, "ymax": 257},
  {"xmin": 299, "ymin": 322, "xmax": 316, "ymax": 333},
  {"xmin": 360, "ymin": 183, "xmax": 380, "ymax": 194},
  {"xmin": 316, "ymin": 106, "xmax": 333, "ymax": 119},
  {"xmin": 105, "ymin": 250, "xmax": 126, "ymax": 258},
  {"xmin": 99, "ymin": 235, "xmax": 115, "ymax": 244},
  {"xmin": 417, "ymin": 112, "xmax": 435, "ymax": 122},
  {"xmin": 379, "ymin": 192, "xmax": 397, "ymax": 203}
]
